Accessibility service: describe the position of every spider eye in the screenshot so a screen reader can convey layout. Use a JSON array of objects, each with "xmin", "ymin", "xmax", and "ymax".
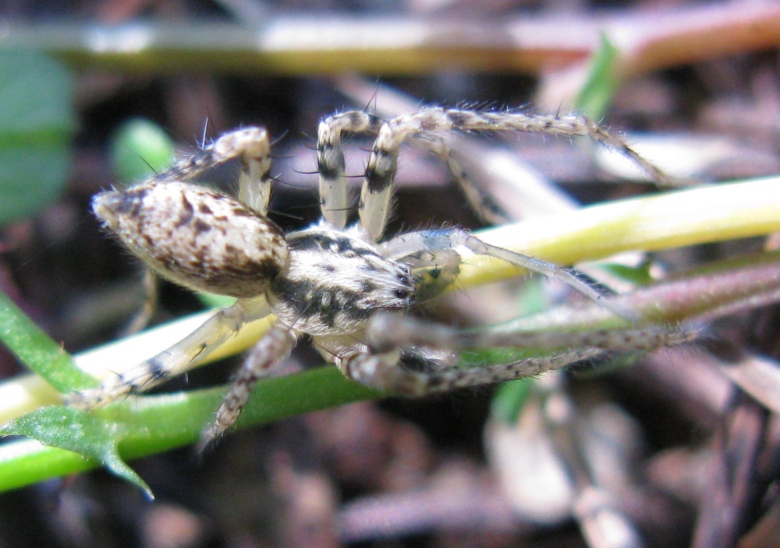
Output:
[{"xmin": 393, "ymin": 288, "xmax": 411, "ymax": 300}]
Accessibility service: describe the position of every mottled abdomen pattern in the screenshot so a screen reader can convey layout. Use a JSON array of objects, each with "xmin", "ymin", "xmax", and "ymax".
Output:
[{"xmin": 93, "ymin": 182, "xmax": 289, "ymax": 298}]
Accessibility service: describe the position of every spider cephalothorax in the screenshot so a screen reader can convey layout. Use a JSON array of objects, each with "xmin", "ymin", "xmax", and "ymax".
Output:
[{"xmin": 69, "ymin": 108, "xmax": 690, "ymax": 447}]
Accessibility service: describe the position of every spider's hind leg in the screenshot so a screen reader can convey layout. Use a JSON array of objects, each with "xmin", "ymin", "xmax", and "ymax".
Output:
[
  {"xmin": 119, "ymin": 268, "xmax": 159, "ymax": 337},
  {"xmin": 66, "ymin": 298, "xmax": 272, "ymax": 409},
  {"xmin": 152, "ymin": 127, "xmax": 274, "ymax": 215}
]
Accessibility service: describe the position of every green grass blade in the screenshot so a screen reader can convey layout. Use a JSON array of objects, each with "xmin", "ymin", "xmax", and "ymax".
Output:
[
  {"xmin": 0, "ymin": 291, "xmax": 96, "ymax": 392},
  {"xmin": 0, "ymin": 367, "xmax": 379, "ymax": 494}
]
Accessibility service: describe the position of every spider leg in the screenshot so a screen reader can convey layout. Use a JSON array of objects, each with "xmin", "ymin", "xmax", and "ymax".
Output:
[
  {"xmin": 151, "ymin": 127, "xmax": 273, "ymax": 215},
  {"xmin": 383, "ymin": 227, "xmax": 630, "ymax": 317},
  {"xmin": 199, "ymin": 323, "xmax": 298, "ymax": 450},
  {"xmin": 119, "ymin": 268, "xmax": 159, "ymax": 336},
  {"xmin": 407, "ymin": 133, "xmax": 509, "ymax": 225},
  {"xmin": 359, "ymin": 113, "xmax": 427, "ymax": 241},
  {"xmin": 317, "ymin": 111, "xmax": 383, "ymax": 229},
  {"xmin": 339, "ymin": 313, "xmax": 693, "ymax": 396},
  {"xmin": 366, "ymin": 313, "xmax": 696, "ymax": 356},
  {"xmin": 67, "ymin": 298, "xmax": 272, "ymax": 409},
  {"xmin": 359, "ymin": 108, "xmax": 679, "ymax": 241},
  {"xmin": 455, "ymin": 229, "xmax": 623, "ymax": 315},
  {"xmin": 233, "ymin": 129, "xmax": 274, "ymax": 216},
  {"xmin": 426, "ymin": 109, "xmax": 679, "ymax": 186},
  {"xmin": 337, "ymin": 342, "xmax": 603, "ymax": 396}
]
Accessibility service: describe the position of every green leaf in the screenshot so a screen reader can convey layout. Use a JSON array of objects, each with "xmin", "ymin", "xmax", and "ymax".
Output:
[
  {"xmin": 0, "ymin": 290, "xmax": 96, "ymax": 392},
  {"xmin": 0, "ymin": 367, "xmax": 380, "ymax": 495},
  {"xmin": 514, "ymin": 277, "xmax": 550, "ymax": 316},
  {"xmin": 0, "ymin": 406, "xmax": 152, "ymax": 498},
  {"xmin": 0, "ymin": 50, "xmax": 74, "ymax": 223},
  {"xmin": 197, "ymin": 292, "xmax": 237, "ymax": 309},
  {"xmin": 111, "ymin": 118, "xmax": 175, "ymax": 184},
  {"xmin": 596, "ymin": 260, "xmax": 655, "ymax": 286},
  {"xmin": 491, "ymin": 378, "xmax": 534, "ymax": 425},
  {"xmin": 574, "ymin": 34, "xmax": 620, "ymax": 119}
]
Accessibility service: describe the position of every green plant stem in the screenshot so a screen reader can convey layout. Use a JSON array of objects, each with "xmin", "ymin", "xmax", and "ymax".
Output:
[
  {"xmin": 0, "ymin": 367, "xmax": 380, "ymax": 493},
  {"xmin": 465, "ymin": 176, "xmax": 780, "ymax": 285}
]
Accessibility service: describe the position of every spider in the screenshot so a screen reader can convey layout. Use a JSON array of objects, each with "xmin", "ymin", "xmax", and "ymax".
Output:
[{"xmin": 67, "ymin": 108, "xmax": 690, "ymax": 448}]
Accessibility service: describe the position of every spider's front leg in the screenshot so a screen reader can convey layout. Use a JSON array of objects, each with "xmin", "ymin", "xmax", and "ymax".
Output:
[
  {"xmin": 356, "ymin": 107, "xmax": 686, "ymax": 242},
  {"xmin": 383, "ymin": 227, "xmax": 622, "ymax": 315},
  {"xmin": 338, "ymin": 313, "xmax": 694, "ymax": 396},
  {"xmin": 335, "ymin": 334, "xmax": 603, "ymax": 396},
  {"xmin": 367, "ymin": 313, "xmax": 695, "ymax": 361},
  {"xmin": 353, "ymin": 227, "xmax": 695, "ymax": 395}
]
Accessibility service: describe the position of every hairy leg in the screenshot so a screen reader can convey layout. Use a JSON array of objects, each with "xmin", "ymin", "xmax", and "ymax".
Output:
[
  {"xmin": 199, "ymin": 323, "xmax": 298, "ymax": 450},
  {"xmin": 67, "ymin": 298, "xmax": 272, "ymax": 409}
]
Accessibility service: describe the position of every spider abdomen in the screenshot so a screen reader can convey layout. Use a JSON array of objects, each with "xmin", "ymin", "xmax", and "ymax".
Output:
[
  {"xmin": 93, "ymin": 181, "xmax": 289, "ymax": 298},
  {"xmin": 269, "ymin": 226, "xmax": 414, "ymax": 335}
]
